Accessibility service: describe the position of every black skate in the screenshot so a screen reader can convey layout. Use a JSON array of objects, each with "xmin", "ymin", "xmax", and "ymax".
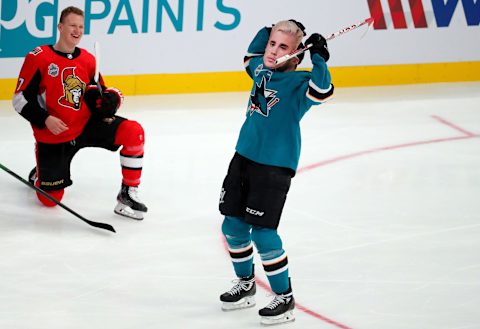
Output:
[
  {"xmin": 220, "ymin": 271, "xmax": 256, "ymax": 311},
  {"xmin": 28, "ymin": 167, "xmax": 36, "ymax": 185},
  {"xmin": 259, "ymin": 282, "xmax": 295, "ymax": 325},
  {"xmin": 114, "ymin": 184, "xmax": 148, "ymax": 220}
]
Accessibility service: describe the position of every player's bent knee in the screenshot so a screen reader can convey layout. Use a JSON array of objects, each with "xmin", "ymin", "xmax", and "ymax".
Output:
[
  {"xmin": 36, "ymin": 189, "xmax": 64, "ymax": 207},
  {"xmin": 115, "ymin": 120, "xmax": 145, "ymax": 147},
  {"xmin": 222, "ymin": 216, "xmax": 253, "ymax": 249},
  {"xmin": 222, "ymin": 216, "xmax": 249, "ymax": 237}
]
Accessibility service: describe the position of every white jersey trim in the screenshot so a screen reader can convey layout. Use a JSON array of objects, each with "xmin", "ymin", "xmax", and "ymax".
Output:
[
  {"xmin": 309, "ymin": 80, "xmax": 333, "ymax": 94},
  {"xmin": 12, "ymin": 93, "xmax": 27, "ymax": 114}
]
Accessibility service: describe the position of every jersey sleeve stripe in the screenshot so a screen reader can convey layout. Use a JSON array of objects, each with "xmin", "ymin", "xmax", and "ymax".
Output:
[
  {"xmin": 309, "ymin": 80, "xmax": 333, "ymax": 94},
  {"xmin": 307, "ymin": 82, "xmax": 335, "ymax": 103},
  {"xmin": 12, "ymin": 92, "xmax": 49, "ymax": 127},
  {"xmin": 12, "ymin": 92, "xmax": 27, "ymax": 114}
]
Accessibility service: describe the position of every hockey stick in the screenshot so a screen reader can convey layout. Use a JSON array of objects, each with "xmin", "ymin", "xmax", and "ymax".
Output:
[
  {"xmin": 0, "ymin": 163, "xmax": 116, "ymax": 233},
  {"xmin": 275, "ymin": 17, "xmax": 374, "ymax": 65},
  {"xmin": 94, "ymin": 41, "xmax": 117, "ymax": 124},
  {"xmin": 94, "ymin": 41, "xmax": 103, "ymax": 95}
]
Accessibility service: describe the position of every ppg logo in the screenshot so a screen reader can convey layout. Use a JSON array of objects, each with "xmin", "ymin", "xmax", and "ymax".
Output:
[{"xmin": 0, "ymin": 0, "xmax": 58, "ymax": 58}]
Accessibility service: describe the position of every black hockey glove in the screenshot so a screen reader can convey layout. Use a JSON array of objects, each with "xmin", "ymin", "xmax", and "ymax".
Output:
[
  {"xmin": 83, "ymin": 85, "xmax": 101, "ymax": 114},
  {"xmin": 84, "ymin": 86, "xmax": 123, "ymax": 119},
  {"xmin": 305, "ymin": 33, "xmax": 330, "ymax": 62},
  {"xmin": 100, "ymin": 87, "xmax": 123, "ymax": 116}
]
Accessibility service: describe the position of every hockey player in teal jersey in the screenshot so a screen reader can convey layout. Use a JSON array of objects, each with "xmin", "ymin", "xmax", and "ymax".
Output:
[{"xmin": 219, "ymin": 20, "xmax": 334, "ymax": 325}]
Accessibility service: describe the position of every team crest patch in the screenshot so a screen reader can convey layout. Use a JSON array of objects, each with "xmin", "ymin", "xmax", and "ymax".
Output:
[
  {"xmin": 58, "ymin": 67, "xmax": 86, "ymax": 110},
  {"xmin": 48, "ymin": 63, "xmax": 59, "ymax": 77}
]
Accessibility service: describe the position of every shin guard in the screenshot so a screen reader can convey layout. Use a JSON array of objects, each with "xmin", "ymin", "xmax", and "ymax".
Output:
[
  {"xmin": 252, "ymin": 227, "xmax": 290, "ymax": 294},
  {"xmin": 222, "ymin": 216, "xmax": 254, "ymax": 278},
  {"xmin": 114, "ymin": 120, "xmax": 144, "ymax": 186}
]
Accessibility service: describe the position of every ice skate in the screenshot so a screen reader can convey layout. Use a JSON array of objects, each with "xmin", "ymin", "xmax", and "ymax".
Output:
[
  {"xmin": 114, "ymin": 184, "xmax": 148, "ymax": 220},
  {"xmin": 220, "ymin": 272, "xmax": 256, "ymax": 311},
  {"xmin": 28, "ymin": 167, "xmax": 36, "ymax": 185},
  {"xmin": 259, "ymin": 284, "xmax": 295, "ymax": 326}
]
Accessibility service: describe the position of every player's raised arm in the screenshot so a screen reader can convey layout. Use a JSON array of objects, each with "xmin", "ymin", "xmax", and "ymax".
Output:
[
  {"xmin": 243, "ymin": 26, "xmax": 271, "ymax": 78},
  {"xmin": 305, "ymin": 33, "xmax": 334, "ymax": 104}
]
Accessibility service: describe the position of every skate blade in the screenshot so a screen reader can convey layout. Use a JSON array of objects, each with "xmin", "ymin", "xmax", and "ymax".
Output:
[
  {"xmin": 260, "ymin": 310, "xmax": 295, "ymax": 326},
  {"xmin": 221, "ymin": 296, "xmax": 255, "ymax": 311},
  {"xmin": 114, "ymin": 203, "xmax": 144, "ymax": 220}
]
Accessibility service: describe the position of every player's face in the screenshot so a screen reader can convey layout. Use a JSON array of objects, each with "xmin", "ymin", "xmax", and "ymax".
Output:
[
  {"xmin": 264, "ymin": 30, "xmax": 299, "ymax": 71},
  {"xmin": 58, "ymin": 13, "xmax": 84, "ymax": 49}
]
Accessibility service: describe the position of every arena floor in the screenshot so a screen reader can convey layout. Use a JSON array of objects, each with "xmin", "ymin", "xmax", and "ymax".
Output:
[{"xmin": 1, "ymin": 82, "xmax": 479, "ymax": 329}]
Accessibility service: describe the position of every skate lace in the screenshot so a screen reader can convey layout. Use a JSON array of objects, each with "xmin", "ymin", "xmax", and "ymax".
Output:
[
  {"xmin": 265, "ymin": 295, "xmax": 286, "ymax": 309},
  {"xmin": 228, "ymin": 279, "xmax": 252, "ymax": 296},
  {"xmin": 127, "ymin": 186, "xmax": 141, "ymax": 203}
]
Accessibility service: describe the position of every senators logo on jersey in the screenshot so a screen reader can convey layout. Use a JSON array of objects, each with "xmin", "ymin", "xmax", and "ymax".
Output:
[{"xmin": 58, "ymin": 67, "xmax": 86, "ymax": 110}]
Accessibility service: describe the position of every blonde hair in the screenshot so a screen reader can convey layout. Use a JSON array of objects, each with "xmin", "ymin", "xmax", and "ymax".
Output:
[{"xmin": 271, "ymin": 20, "xmax": 304, "ymax": 48}]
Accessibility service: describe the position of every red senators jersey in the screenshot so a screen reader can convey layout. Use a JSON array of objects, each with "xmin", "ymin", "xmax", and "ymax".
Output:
[{"xmin": 13, "ymin": 45, "xmax": 100, "ymax": 144}]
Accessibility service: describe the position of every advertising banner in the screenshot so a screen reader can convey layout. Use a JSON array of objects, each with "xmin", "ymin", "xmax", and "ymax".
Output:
[{"xmin": 1, "ymin": 0, "xmax": 479, "ymax": 78}]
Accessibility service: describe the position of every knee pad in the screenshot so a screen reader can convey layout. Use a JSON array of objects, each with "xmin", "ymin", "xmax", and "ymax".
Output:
[
  {"xmin": 115, "ymin": 120, "xmax": 145, "ymax": 148},
  {"xmin": 251, "ymin": 226, "xmax": 283, "ymax": 257},
  {"xmin": 222, "ymin": 216, "xmax": 252, "ymax": 247},
  {"xmin": 36, "ymin": 189, "xmax": 64, "ymax": 207}
]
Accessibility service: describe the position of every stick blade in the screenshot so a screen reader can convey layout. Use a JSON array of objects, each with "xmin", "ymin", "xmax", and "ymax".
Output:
[
  {"xmin": 0, "ymin": 162, "xmax": 116, "ymax": 233},
  {"xmin": 83, "ymin": 218, "xmax": 116, "ymax": 233}
]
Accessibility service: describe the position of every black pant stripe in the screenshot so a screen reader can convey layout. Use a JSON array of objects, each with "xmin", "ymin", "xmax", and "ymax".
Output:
[
  {"xmin": 229, "ymin": 246, "xmax": 254, "ymax": 260},
  {"xmin": 263, "ymin": 257, "xmax": 288, "ymax": 273}
]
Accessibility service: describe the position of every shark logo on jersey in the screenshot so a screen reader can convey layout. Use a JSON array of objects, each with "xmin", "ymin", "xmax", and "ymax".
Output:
[
  {"xmin": 58, "ymin": 67, "xmax": 86, "ymax": 110},
  {"xmin": 248, "ymin": 76, "xmax": 280, "ymax": 117},
  {"xmin": 254, "ymin": 64, "xmax": 273, "ymax": 81}
]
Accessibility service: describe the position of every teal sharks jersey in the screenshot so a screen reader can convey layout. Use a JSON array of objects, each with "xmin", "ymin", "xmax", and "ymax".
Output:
[{"xmin": 235, "ymin": 27, "xmax": 334, "ymax": 172}]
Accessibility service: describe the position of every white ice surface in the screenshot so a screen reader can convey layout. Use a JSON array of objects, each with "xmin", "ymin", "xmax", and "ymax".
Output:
[{"xmin": 1, "ymin": 82, "xmax": 479, "ymax": 329}]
